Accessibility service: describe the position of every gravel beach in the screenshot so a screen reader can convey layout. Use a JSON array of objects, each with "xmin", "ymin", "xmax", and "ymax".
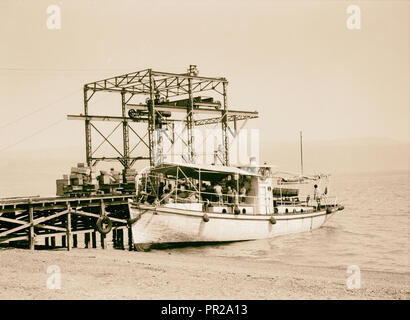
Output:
[{"xmin": 0, "ymin": 248, "xmax": 408, "ymax": 300}]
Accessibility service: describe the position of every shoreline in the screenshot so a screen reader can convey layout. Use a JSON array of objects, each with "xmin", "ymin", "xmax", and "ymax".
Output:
[{"xmin": 0, "ymin": 248, "xmax": 408, "ymax": 300}]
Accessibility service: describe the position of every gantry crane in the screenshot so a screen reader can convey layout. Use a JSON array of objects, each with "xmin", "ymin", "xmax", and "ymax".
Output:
[{"xmin": 68, "ymin": 65, "xmax": 259, "ymax": 174}]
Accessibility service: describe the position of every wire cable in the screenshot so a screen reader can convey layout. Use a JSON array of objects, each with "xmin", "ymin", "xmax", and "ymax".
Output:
[
  {"xmin": 0, "ymin": 88, "xmax": 80, "ymax": 130},
  {"xmin": 0, "ymin": 117, "xmax": 66, "ymax": 152}
]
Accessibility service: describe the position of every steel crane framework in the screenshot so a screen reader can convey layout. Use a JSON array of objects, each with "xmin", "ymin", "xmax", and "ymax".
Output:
[{"xmin": 68, "ymin": 65, "xmax": 258, "ymax": 173}]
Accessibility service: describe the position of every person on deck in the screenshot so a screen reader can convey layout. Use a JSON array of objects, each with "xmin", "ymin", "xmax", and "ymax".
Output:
[
  {"xmin": 158, "ymin": 182, "xmax": 165, "ymax": 198},
  {"xmin": 226, "ymin": 175, "xmax": 235, "ymax": 189},
  {"xmin": 227, "ymin": 186, "xmax": 233, "ymax": 203},
  {"xmin": 214, "ymin": 183, "xmax": 223, "ymax": 205},
  {"xmin": 313, "ymin": 184, "xmax": 321, "ymax": 199},
  {"xmin": 240, "ymin": 186, "xmax": 247, "ymax": 203},
  {"xmin": 206, "ymin": 184, "xmax": 214, "ymax": 202},
  {"xmin": 313, "ymin": 184, "xmax": 321, "ymax": 210}
]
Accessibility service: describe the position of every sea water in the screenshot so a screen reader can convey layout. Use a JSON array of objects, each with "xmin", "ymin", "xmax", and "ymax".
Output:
[
  {"xmin": 170, "ymin": 171, "xmax": 410, "ymax": 274},
  {"xmin": 1, "ymin": 170, "xmax": 408, "ymax": 273}
]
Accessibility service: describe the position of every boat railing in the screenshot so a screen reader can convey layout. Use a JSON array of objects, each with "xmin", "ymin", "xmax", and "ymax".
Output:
[
  {"xmin": 158, "ymin": 187, "xmax": 252, "ymax": 206},
  {"xmin": 275, "ymin": 194, "xmax": 338, "ymax": 207},
  {"xmin": 153, "ymin": 187, "xmax": 339, "ymax": 210},
  {"xmin": 136, "ymin": 172, "xmax": 339, "ymax": 211}
]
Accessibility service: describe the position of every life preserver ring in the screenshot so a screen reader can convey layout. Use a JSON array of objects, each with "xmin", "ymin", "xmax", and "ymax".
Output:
[
  {"xmin": 203, "ymin": 213, "xmax": 210, "ymax": 222},
  {"xmin": 96, "ymin": 216, "xmax": 112, "ymax": 234},
  {"xmin": 269, "ymin": 216, "xmax": 277, "ymax": 224}
]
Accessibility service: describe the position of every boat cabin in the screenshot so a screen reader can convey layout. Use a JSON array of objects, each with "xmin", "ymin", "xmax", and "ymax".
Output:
[
  {"xmin": 135, "ymin": 162, "xmax": 336, "ymax": 215},
  {"xmin": 135, "ymin": 162, "xmax": 275, "ymax": 215}
]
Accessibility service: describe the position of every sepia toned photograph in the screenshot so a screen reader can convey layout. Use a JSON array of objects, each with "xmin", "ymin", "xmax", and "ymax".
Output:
[{"xmin": 0, "ymin": 0, "xmax": 409, "ymax": 305}]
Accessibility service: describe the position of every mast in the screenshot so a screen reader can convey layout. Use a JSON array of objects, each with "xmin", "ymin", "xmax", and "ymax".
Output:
[{"xmin": 299, "ymin": 131, "xmax": 304, "ymax": 177}]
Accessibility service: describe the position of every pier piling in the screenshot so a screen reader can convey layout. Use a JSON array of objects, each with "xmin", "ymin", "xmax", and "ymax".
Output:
[{"xmin": 0, "ymin": 195, "xmax": 132, "ymax": 251}]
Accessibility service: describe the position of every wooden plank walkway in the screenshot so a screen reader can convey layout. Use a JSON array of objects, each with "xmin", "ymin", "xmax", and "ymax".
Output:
[{"xmin": 0, "ymin": 195, "xmax": 134, "ymax": 251}]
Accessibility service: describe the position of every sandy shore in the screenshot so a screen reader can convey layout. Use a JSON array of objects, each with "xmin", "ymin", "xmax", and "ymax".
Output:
[{"xmin": 0, "ymin": 247, "xmax": 408, "ymax": 300}]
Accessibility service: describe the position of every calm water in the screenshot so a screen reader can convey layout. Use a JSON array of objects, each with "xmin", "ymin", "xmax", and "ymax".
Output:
[{"xmin": 167, "ymin": 171, "xmax": 410, "ymax": 274}]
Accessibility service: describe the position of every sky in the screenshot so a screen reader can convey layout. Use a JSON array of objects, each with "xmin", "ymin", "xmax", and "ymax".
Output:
[{"xmin": 0, "ymin": 0, "xmax": 409, "ymax": 195}]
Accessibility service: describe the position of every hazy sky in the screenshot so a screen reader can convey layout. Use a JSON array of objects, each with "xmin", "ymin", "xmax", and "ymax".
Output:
[{"xmin": 0, "ymin": 0, "xmax": 409, "ymax": 154}]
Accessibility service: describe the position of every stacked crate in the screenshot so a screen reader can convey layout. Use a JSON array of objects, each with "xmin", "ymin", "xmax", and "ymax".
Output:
[
  {"xmin": 109, "ymin": 169, "xmax": 122, "ymax": 183},
  {"xmin": 56, "ymin": 164, "xmax": 138, "ymax": 196},
  {"xmin": 70, "ymin": 163, "xmax": 92, "ymax": 186},
  {"xmin": 56, "ymin": 174, "xmax": 69, "ymax": 196},
  {"xmin": 122, "ymin": 168, "xmax": 137, "ymax": 194},
  {"xmin": 124, "ymin": 168, "xmax": 137, "ymax": 183},
  {"xmin": 56, "ymin": 163, "xmax": 98, "ymax": 196},
  {"xmin": 97, "ymin": 168, "xmax": 121, "ymax": 194},
  {"xmin": 98, "ymin": 170, "xmax": 113, "ymax": 185}
]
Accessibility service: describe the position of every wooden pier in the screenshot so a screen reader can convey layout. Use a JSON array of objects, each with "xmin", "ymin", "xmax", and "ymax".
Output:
[{"xmin": 0, "ymin": 195, "xmax": 134, "ymax": 251}]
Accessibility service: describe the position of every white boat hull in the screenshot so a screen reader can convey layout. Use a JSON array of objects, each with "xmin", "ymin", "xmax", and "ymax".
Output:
[{"xmin": 128, "ymin": 200, "xmax": 339, "ymax": 247}]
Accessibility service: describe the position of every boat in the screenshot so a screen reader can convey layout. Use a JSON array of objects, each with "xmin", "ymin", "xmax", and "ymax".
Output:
[{"xmin": 127, "ymin": 160, "xmax": 344, "ymax": 251}]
